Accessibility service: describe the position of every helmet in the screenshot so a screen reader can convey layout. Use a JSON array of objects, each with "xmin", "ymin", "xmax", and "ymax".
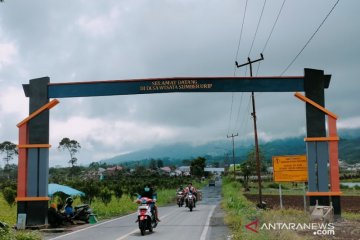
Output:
[{"xmin": 65, "ymin": 197, "xmax": 73, "ymax": 204}]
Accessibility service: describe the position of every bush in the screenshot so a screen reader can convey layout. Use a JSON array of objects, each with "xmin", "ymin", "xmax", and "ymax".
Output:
[
  {"xmin": 99, "ymin": 187, "xmax": 112, "ymax": 206},
  {"xmin": 111, "ymin": 184, "xmax": 123, "ymax": 200},
  {"xmin": 79, "ymin": 179, "xmax": 101, "ymax": 204},
  {"xmin": 0, "ymin": 224, "xmax": 41, "ymax": 240},
  {"xmin": 267, "ymin": 182, "xmax": 279, "ymax": 189},
  {"xmin": 2, "ymin": 187, "xmax": 16, "ymax": 207}
]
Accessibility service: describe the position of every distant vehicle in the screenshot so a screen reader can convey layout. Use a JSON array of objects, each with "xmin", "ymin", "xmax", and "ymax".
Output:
[
  {"xmin": 209, "ymin": 180, "xmax": 215, "ymax": 187},
  {"xmin": 215, "ymin": 176, "xmax": 220, "ymax": 181}
]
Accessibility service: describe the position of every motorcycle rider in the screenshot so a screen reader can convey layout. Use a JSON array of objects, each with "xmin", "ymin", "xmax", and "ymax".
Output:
[
  {"xmin": 138, "ymin": 184, "xmax": 160, "ymax": 222},
  {"xmin": 177, "ymin": 185, "xmax": 184, "ymax": 192},
  {"xmin": 48, "ymin": 203, "xmax": 66, "ymax": 227},
  {"xmin": 176, "ymin": 185, "xmax": 185, "ymax": 206},
  {"xmin": 184, "ymin": 182, "xmax": 197, "ymax": 207},
  {"xmin": 64, "ymin": 197, "xmax": 75, "ymax": 218}
]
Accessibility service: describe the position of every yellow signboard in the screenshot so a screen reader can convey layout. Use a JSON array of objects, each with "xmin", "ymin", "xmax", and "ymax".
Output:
[{"xmin": 272, "ymin": 155, "xmax": 308, "ymax": 182}]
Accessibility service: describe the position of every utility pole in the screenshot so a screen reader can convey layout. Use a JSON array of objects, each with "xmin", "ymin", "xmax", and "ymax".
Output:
[
  {"xmin": 235, "ymin": 53, "xmax": 265, "ymax": 208},
  {"xmin": 227, "ymin": 133, "xmax": 238, "ymax": 179}
]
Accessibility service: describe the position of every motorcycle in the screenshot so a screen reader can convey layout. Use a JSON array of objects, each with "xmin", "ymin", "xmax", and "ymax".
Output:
[
  {"xmin": 73, "ymin": 204, "xmax": 92, "ymax": 223},
  {"xmin": 186, "ymin": 192, "xmax": 195, "ymax": 212},
  {"xmin": 136, "ymin": 197, "xmax": 158, "ymax": 236},
  {"xmin": 176, "ymin": 191, "xmax": 184, "ymax": 207}
]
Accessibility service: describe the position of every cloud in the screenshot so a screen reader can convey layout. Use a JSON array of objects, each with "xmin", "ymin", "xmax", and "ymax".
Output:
[
  {"xmin": 50, "ymin": 115, "xmax": 177, "ymax": 151},
  {"xmin": 338, "ymin": 116, "xmax": 360, "ymax": 129},
  {"xmin": 0, "ymin": 41, "xmax": 18, "ymax": 69},
  {"xmin": 76, "ymin": 7, "xmax": 120, "ymax": 37},
  {"xmin": 0, "ymin": 86, "xmax": 27, "ymax": 116},
  {"xmin": 0, "ymin": 0, "xmax": 359, "ymax": 166}
]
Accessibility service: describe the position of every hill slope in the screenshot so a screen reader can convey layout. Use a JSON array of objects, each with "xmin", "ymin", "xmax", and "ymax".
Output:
[{"xmin": 101, "ymin": 129, "xmax": 360, "ymax": 166}]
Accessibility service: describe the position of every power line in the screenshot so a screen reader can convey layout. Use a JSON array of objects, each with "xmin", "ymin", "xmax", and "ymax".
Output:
[
  {"xmin": 280, "ymin": 0, "xmax": 340, "ymax": 76},
  {"xmin": 233, "ymin": 0, "xmax": 249, "ymax": 76},
  {"xmin": 261, "ymin": 0, "xmax": 286, "ymax": 54},
  {"xmin": 228, "ymin": 0, "xmax": 249, "ymax": 136},
  {"xmin": 227, "ymin": 93, "xmax": 235, "ymax": 136},
  {"xmin": 234, "ymin": 93, "xmax": 244, "ymax": 133},
  {"xmin": 237, "ymin": 93, "xmax": 252, "ymax": 136},
  {"xmin": 256, "ymin": 0, "xmax": 287, "ymax": 76},
  {"xmin": 248, "ymin": 0, "xmax": 267, "ymax": 57},
  {"xmin": 227, "ymin": 133, "xmax": 238, "ymax": 179}
]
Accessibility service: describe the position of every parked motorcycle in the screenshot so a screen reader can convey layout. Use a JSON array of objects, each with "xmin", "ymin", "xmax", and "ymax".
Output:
[
  {"xmin": 176, "ymin": 191, "xmax": 184, "ymax": 207},
  {"xmin": 186, "ymin": 192, "xmax": 195, "ymax": 212},
  {"xmin": 136, "ymin": 197, "xmax": 158, "ymax": 236},
  {"xmin": 73, "ymin": 204, "xmax": 92, "ymax": 223}
]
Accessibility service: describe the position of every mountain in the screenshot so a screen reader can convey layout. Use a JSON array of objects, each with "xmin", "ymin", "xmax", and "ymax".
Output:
[
  {"xmin": 102, "ymin": 140, "xmax": 251, "ymax": 166},
  {"xmin": 100, "ymin": 128, "xmax": 360, "ymax": 166}
]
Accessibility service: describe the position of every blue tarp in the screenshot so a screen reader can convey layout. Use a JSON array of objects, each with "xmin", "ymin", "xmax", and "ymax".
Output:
[{"xmin": 48, "ymin": 183, "xmax": 85, "ymax": 197}]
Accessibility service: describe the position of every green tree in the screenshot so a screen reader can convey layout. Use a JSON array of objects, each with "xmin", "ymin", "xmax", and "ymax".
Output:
[
  {"xmin": 80, "ymin": 179, "xmax": 100, "ymax": 204},
  {"xmin": 58, "ymin": 138, "xmax": 81, "ymax": 167},
  {"xmin": 241, "ymin": 146, "xmax": 266, "ymax": 190},
  {"xmin": 2, "ymin": 186, "xmax": 16, "ymax": 207},
  {"xmin": 240, "ymin": 161, "xmax": 255, "ymax": 191},
  {"xmin": 0, "ymin": 141, "xmax": 18, "ymax": 179},
  {"xmin": 88, "ymin": 162, "xmax": 100, "ymax": 170},
  {"xmin": 246, "ymin": 146, "xmax": 267, "ymax": 173},
  {"xmin": 99, "ymin": 187, "xmax": 112, "ymax": 206},
  {"xmin": 148, "ymin": 159, "xmax": 157, "ymax": 170},
  {"xmin": 190, "ymin": 157, "xmax": 206, "ymax": 178},
  {"xmin": 111, "ymin": 184, "xmax": 123, "ymax": 200},
  {"xmin": 157, "ymin": 159, "xmax": 164, "ymax": 168},
  {"xmin": 0, "ymin": 141, "xmax": 18, "ymax": 166}
]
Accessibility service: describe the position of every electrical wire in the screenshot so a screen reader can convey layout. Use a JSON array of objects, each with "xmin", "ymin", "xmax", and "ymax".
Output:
[
  {"xmin": 248, "ymin": 0, "xmax": 267, "ymax": 57},
  {"xmin": 227, "ymin": 93, "xmax": 235, "ymax": 136},
  {"xmin": 233, "ymin": 93, "xmax": 244, "ymax": 133},
  {"xmin": 280, "ymin": 0, "xmax": 340, "ymax": 76},
  {"xmin": 261, "ymin": 0, "xmax": 286, "ymax": 54},
  {"xmin": 228, "ymin": 0, "xmax": 249, "ymax": 136},
  {"xmin": 233, "ymin": 0, "xmax": 249, "ymax": 76},
  {"xmin": 256, "ymin": 0, "xmax": 287, "ymax": 76},
  {"xmin": 237, "ymin": 94, "xmax": 252, "ymax": 142}
]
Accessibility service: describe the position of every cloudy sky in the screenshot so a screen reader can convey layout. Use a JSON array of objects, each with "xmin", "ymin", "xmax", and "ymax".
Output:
[{"xmin": 0, "ymin": 0, "xmax": 359, "ymax": 167}]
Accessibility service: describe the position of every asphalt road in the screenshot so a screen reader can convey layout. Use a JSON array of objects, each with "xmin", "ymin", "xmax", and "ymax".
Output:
[{"xmin": 43, "ymin": 180, "xmax": 230, "ymax": 240}]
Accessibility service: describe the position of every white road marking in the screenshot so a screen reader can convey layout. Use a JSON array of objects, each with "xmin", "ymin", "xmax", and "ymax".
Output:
[
  {"xmin": 48, "ymin": 212, "xmax": 137, "ymax": 240},
  {"xmin": 199, "ymin": 205, "xmax": 216, "ymax": 240},
  {"xmin": 115, "ymin": 208, "xmax": 178, "ymax": 240}
]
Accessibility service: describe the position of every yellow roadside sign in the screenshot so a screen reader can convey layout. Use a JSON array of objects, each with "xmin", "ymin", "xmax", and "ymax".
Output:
[{"xmin": 272, "ymin": 155, "xmax": 308, "ymax": 182}]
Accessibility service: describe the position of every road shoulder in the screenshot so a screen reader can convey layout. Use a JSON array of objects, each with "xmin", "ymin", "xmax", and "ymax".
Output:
[{"xmin": 207, "ymin": 203, "xmax": 232, "ymax": 240}]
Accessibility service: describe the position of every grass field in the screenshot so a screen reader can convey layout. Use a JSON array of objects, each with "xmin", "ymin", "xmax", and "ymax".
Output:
[
  {"xmin": 222, "ymin": 178, "xmax": 312, "ymax": 240},
  {"xmin": 222, "ymin": 178, "xmax": 360, "ymax": 240},
  {"xmin": 244, "ymin": 181, "xmax": 360, "ymax": 196},
  {"xmin": 0, "ymin": 193, "xmax": 17, "ymax": 225}
]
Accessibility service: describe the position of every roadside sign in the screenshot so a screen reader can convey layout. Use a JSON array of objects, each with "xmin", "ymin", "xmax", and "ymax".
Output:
[{"xmin": 272, "ymin": 155, "xmax": 308, "ymax": 182}]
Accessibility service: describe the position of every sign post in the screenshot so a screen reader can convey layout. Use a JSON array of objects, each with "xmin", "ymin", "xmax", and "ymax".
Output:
[
  {"xmin": 272, "ymin": 155, "xmax": 308, "ymax": 210},
  {"xmin": 279, "ymin": 184, "xmax": 283, "ymax": 209}
]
